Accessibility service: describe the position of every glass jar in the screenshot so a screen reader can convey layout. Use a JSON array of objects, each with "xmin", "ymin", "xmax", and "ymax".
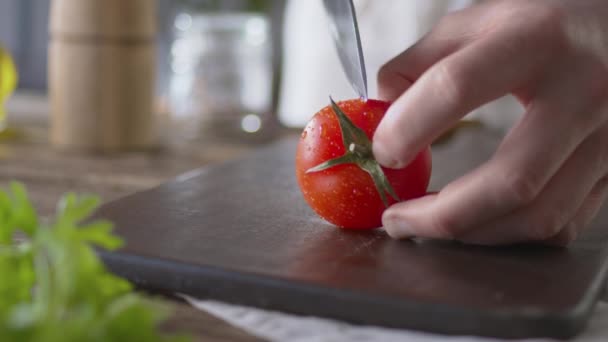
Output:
[{"xmin": 169, "ymin": 12, "xmax": 273, "ymax": 143}]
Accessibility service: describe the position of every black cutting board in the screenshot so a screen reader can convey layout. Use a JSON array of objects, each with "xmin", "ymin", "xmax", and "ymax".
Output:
[{"xmin": 95, "ymin": 131, "xmax": 608, "ymax": 339}]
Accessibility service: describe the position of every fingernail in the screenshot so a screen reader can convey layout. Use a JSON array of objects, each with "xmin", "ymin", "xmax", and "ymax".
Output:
[
  {"xmin": 373, "ymin": 140, "xmax": 405, "ymax": 169},
  {"xmin": 383, "ymin": 210, "xmax": 414, "ymax": 239}
]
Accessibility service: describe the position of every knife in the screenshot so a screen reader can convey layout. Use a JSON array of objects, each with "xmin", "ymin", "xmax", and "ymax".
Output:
[{"xmin": 323, "ymin": 0, "xmax": 368, "ymax": 100}]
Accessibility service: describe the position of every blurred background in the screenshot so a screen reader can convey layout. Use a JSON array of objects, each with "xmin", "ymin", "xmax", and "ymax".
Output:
[
  {"xmin": 1, "ymin": 0, "xmax": 286, "ymax": 146},
  {"xmin": 0, "ymin": 0, "xmax": 518, "ymax": 151},
  {"xmin": 0, "ymin": 0, "xmax": 279, "ymax": 91}
]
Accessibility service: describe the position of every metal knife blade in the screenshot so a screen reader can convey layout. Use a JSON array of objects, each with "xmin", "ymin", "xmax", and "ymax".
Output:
[{"xmin": 323, "ymin": 0, "xmax": 368, "ymax": 100}]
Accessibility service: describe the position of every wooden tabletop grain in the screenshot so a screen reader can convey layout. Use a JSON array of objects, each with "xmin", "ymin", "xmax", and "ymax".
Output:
[{"xmin": 0, "ymin": 113, "xmax": 264, "ymax": 341}]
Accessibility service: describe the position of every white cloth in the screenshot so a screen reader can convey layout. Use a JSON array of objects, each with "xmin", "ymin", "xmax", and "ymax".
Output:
[{"xmin": 187, "ymin": 297, "xmax": 608, "ymax": 342}]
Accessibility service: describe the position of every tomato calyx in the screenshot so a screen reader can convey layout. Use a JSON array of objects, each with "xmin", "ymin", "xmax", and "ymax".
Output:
[{"xmin": 306, "ymin": 97, "xmax": 400, "ymax": 207}]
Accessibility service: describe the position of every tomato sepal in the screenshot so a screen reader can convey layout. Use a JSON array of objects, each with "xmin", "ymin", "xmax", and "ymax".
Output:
[
  {"xmin": 358, "ymin": 158, "xmax": 400, "ymax": 207},
  {"xmin": 306, "ymin": 97, "xmax": 401, "ymax": 208},
  {"xmin": 305, "ymin": 154, "xmax": 357, "ymax": 173}
]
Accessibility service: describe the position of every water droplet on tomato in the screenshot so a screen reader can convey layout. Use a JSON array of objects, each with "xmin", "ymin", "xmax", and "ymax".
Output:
[{"xmin": 301, "ymin": 130, "xmax": 308, "ymax": 139}]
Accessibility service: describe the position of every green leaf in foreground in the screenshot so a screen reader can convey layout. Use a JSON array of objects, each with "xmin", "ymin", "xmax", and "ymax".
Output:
[{"xmin": 0, "ymin": 182, "xmax": 189, "ymax": 342}]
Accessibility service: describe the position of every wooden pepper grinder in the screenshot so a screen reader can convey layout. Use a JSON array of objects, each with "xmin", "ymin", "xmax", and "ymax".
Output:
[{"xmin": 49, "ymin": 0, "xmax": 157, "ymax": 152}]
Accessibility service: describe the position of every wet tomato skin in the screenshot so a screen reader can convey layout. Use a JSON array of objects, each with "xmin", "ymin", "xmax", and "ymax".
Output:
[{"xmin": 295, "ymin": 98, "xmax": 432, "ymax": 229}]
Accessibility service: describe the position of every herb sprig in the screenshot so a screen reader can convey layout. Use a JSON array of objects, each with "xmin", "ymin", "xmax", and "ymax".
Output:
[{"xmin": 0, "ymin": 182, "xmax": 188, "ymax": 342}]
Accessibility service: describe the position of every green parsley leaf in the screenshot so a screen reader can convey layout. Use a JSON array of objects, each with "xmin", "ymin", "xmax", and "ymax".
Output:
[{"xmin": 0, "ymin": 182, "xmax": 189, "ymax": 342}]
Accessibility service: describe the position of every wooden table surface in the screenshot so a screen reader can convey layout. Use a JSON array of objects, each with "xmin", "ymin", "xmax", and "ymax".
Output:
[{"xmin": 1, "ymin": 108, "xmax": 265, "ymax": 341}]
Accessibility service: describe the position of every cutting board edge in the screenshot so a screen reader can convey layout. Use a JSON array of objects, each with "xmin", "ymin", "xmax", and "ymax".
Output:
[{"xmin": 99, "ymin": 250, "xmax": 590, "ymax": 340}]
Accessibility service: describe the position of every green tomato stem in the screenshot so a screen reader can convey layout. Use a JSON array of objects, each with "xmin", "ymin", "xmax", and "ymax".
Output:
[{"xmin": 306, "ymin": 97, "xmax": 400, "ymax": 207}]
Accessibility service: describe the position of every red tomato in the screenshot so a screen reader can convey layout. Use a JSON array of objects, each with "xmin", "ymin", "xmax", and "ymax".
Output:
[{"xmin": 295, "ymin": 98, "xmax": 431, "ymax": 229}]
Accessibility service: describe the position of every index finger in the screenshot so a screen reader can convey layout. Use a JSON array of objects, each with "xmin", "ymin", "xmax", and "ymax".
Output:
[
  {"xmin": 377, "ymin": 1, "xmax": 501, "ymax": 102},
  {"xmin": 373, "ymin": 30, "xmax": 548, "ymax": 169}
]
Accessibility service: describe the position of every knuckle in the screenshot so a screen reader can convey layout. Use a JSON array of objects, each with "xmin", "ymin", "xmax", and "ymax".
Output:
[
  {"xmin": 497, "ymin": 1, "xmax": 569, "ymax": 57},
  {"xmin": 433, "ymin": 11, "xmax": 485, "ymax": 44},
  {"xmin": 602, "ymin": 131, "xmax": 608, "ymax": 172},
  {"xmin": 586, "ymin": 126, "xmax": 608, "ymax": 177},
  {"xmin": 432, "ymin": 61, "xmax": 469, "ymax": 109},
  {"xmin": 528, "ymin": 2, "xmax": 566, "ymax": 28},
  {"xmin": 429, "ymin": 211, "xmax": 459, "ymax": 240},
  {"xmin": 595, "ymin": 140, "xmax": 608, "ymax": 180},
  {"xmin": 435, "ymin": 12, "xmax": 459, "ymax": 34},
  {"xmin": 598, "ymin": 176, "xmax": 608, "ymax": 193},
  {"xmin": 377, "ymin": 63, "xmax": 395, "ymax": 85},
  {"xmin": 523, "ymin": 2, "xmax": 569, "ymax": 52},
  {"xmin": 587, "ymin": 68, "xmax": 608, "ymax": 106},
  {"xmin": 570, "ymin": 75, "xmax": 608, "ymax": 142},
  {"xmin": 561, "ymin": 226, "xmax": 579, "ymax": 245},
  {"xmin": 498, "ymin": 171, "xmax": 543, "ymax": 207},
  {"xmin": 551, "ymin": 224, "xmax": 579, "ymax": 247},
  {"xmin": 376, "ymin": 59, "xmax": 414, "ymax": 101},
  {"xmin": 528, "ymin": 208, "xmax": 566, "ymax": 240}
]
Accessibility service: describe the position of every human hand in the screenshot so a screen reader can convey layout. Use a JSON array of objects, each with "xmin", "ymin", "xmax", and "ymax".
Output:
[{"xmin": 373, "ymin": 0, "xmax": 608, "ymax": 246}]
